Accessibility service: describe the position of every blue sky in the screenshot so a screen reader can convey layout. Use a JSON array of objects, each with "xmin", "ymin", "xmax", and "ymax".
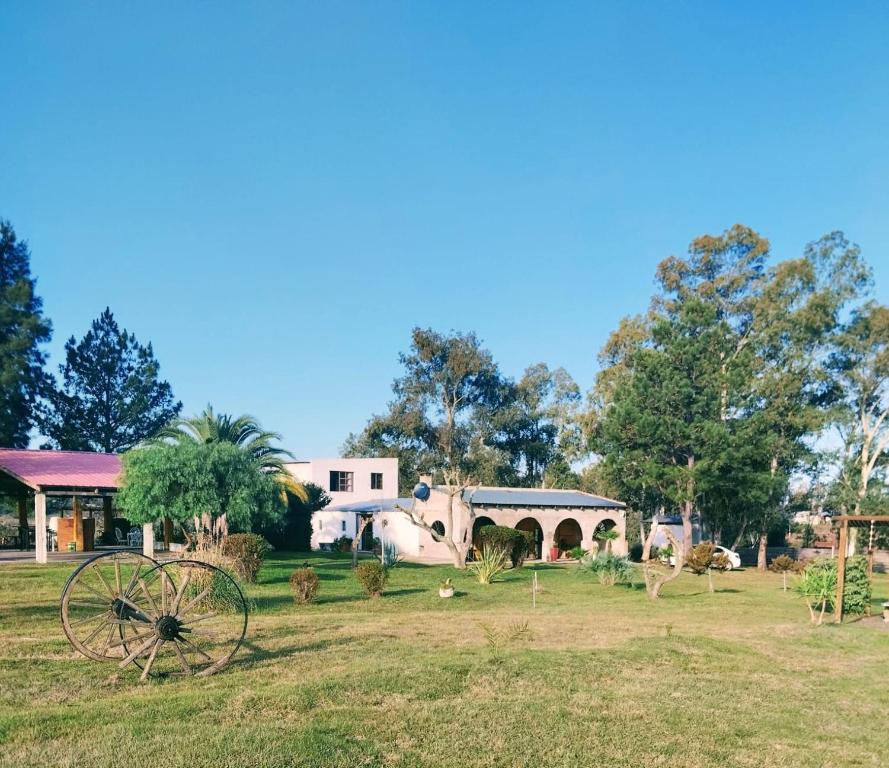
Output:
[{"xmin": 2, "ymin": 2, "xmax": 888, "ymax": 457}]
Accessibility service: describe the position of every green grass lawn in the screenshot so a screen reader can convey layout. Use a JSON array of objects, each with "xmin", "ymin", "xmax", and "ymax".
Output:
[{"xmin": 1, "ymin": 553, "xmax": 887, "ymax": 768}]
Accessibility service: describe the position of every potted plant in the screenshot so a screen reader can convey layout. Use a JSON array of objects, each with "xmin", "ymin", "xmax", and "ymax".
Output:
[
  {"xmin": 549, "ymin": 544, "xmax": 561, "ymax": 562},
  {"xmin": 439, "ymin": 578, "xmax": 454, "ymax": 598}
]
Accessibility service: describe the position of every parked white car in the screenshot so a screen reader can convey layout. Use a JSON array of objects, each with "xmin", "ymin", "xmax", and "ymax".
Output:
[
  {"xmin": 668, "ymin": 544, "xmax": 742, "ymax": 569},
  {"xmin": 713, "ymin": 545, "xmax": 741, "ymax": 570}
]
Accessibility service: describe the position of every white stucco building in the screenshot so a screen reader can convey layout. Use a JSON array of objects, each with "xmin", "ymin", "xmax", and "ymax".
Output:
[
  {"xmin": 314, "ymin": 468, "xmax": 627, "ymax": 562},
  {"xmin": 284, "ymin": 457, "xmax": 398, "ymax": 549}
]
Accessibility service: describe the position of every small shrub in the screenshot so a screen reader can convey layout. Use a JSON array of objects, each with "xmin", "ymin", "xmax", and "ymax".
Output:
[
  {"xmin": 629, "ymin": 542, "xmax": 644, "ymax": 562},
  {"xmin": 769, "ymin": 554, "xmax": 801, "ymax": 591},
  {"xmin": 568, "ymin": 545, "xmax": 587, "ymax": 560},
  {"xmin": 579, "ymin": 552, "xmax": 634, "ymax": 586},
  {"xmin": 221, "ymin": 533, "xmax": 271, "ymax": 583},
  {"xmin": 290, "ymin": 567, "xmax": 320, "ymax": 604},
  {"xmin": 796, "ymin": 558, "xmax": 837, "ymax": 625},
  {"xmin": 685, "ymin": 542, "xmax": 729, "ymax": 593},
  {"xmin": 355, "ymin": 560, "xmax": 388, "ymax": 597},
  {"xmin": 470, "ymin": 545, "xmax": 509, "ymax": 584},
  {"xmin": 477, "ymin": 525, "xmax": 531, "ymax": 567},
  {"xmin": 334, "ymin": 535, "xmax": 353, "ymax": 553}
]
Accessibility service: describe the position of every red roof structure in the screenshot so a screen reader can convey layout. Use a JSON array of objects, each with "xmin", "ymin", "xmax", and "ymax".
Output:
[{"xmin": 0, "ymin": 449, "xmax": 122, "ymax": 492}]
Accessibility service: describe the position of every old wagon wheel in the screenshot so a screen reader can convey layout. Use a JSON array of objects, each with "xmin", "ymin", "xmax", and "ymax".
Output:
[
  {"xmin": 119, "ymin": 559, "xmax": 248, "ymax": 681},
  {"xmin": 60, "ymin": 551, "xmax": 159, "ymax": 662}
]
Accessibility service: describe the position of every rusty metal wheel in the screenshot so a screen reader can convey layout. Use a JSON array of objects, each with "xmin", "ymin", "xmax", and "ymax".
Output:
[
  {"xmin": 119, "ymin": 559, "xmax": 248, "ymax": 681},
  {"xmin": 60, "ymin": 551, "xmax": 159, "ymax": 662}
]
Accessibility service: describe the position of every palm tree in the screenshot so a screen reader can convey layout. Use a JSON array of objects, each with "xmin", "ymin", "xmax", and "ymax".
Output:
[{"xmin": 157, "ymin": 405, "xmax": 308, "ymax": 503}]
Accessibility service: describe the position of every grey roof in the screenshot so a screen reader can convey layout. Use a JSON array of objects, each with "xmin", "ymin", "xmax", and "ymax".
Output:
[
  {"xmin": 326, "ymin": 498, "xmax": 413, "ymax": 514},
  {"xmin": 464, "ymin": 487, "xmax": 625, "ymax": 509}
]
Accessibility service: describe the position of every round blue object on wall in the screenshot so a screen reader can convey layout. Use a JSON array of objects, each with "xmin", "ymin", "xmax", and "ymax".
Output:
[{"xmin": 412, "ymin": 482, "xmax": 430, "ymax": 501}]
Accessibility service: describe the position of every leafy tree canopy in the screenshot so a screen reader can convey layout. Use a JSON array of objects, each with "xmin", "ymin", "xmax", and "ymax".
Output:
[{"xmin": 117, "ymin": 441, "xmax": 283, "ymax": 529}]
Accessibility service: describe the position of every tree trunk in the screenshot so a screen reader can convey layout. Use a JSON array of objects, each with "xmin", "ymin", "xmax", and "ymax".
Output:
[
  {"xmin": 644, "ymin": 529, "xmax": 684, "ymax": 600},
  {"xmin": 757, "ymin": 531, "xmax": 768, "ymax": 572},
  {"xmin": 730, "ymin": 516, "xmax": 748, "ymax": 550},
  {"xmin": 641, "ymin": 516, "xmax": 660, "ymax": 562},
  {"xmin": 681, "ymin": 455, "xmax": 695, "ymax": 553}
]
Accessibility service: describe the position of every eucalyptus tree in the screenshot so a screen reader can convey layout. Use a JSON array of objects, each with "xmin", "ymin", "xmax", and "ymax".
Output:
[
  {"xmin": 591, "ymin": 226, "xmax": 869, "ymax": 566},
  {"xmin": 826, "ymin": 301, "xmax": 889, "ymax": 519},
  {"xmin": 348, "ymin": 327, "xmax": 504, "ymax": 567}
]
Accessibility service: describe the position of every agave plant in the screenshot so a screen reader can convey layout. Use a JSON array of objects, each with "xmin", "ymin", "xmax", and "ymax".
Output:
[
  {"xmin": 470, "ymin": 545, "xmax": 508, "ymax": 584},
  {"xmin": 157, "ymin": 405, "xmax": 308, "ymax": 503}
]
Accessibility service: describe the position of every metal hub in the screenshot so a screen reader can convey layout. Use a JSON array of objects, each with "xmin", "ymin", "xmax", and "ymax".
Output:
[{"xmin": 155, "ymin": 615, "xmax": 181, "ymax": 641}]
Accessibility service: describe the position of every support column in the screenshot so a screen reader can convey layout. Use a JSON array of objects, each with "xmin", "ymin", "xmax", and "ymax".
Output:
[
  {"xmin": 142, "ymin": 523, "xmax": 155, "ymax": 558},
  {"xmin": 73, "ymin": 497, "xmax": 84, "ymax": 552},
  {"xmin": 834, "ymin": 520, "xmax": 848, "ymax": 624},
  {"xmin": 102, "ymin": 496, "xmax": 114, "ymax": 544},
  {"xmin": 17, "ymin": 496, "xmax": 28, "ymax": 550},
  {"xmin": 163, "ymin": 516, "xmax": 173, "ymax": 550},
  {"xmin": 35, "ymin": 492, "xmax": 47, "ymax": 564}
]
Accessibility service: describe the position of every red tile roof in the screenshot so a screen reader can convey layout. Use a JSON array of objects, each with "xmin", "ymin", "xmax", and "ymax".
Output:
[{"xmin": 0, "ymin": 449, "xmax": 122, "ymax": 490}]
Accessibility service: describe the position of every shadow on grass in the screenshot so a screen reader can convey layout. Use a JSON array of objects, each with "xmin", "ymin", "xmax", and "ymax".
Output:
[{"xmin": 234, "ymin": 634, "xmax": 358, "ymax": 666}]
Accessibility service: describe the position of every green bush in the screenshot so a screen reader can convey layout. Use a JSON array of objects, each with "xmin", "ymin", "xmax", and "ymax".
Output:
[
  {"xmin": 629, "ymin": 542, "xmax": 644, "ymax": 562},
  {"xmin": 568, "ymin": 545, "xmax": 587, "ymax": 560},
  {"xmin": 842, "ymin": 555, "xmax": 872, "ymax": 616},
  {"xmin": 355, "ymin": 561, "xmax": 388, "ymax": 597},
  {"xmin": 222, "ymin": 533, "xmax": 271, "ymax": 583},
  {"xmin": 579, "ymin": 552, "xmax": 634, "ymax": 586},
  {"xmin": 478, "ymin": 525, "xmax": 532, "ymax": 567},
  {"xmin": 795, "ymin": 555, "xmax": 871, "ymax": 622},
  {"xmin": 290, "ymin": 567, "xmax": 320, "ymax": 604}
]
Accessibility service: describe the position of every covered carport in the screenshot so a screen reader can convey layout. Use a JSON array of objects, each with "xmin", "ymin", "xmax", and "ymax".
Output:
[{"xmin": 0, "ymin": 448, "xmax": 156, "ymax": 563}]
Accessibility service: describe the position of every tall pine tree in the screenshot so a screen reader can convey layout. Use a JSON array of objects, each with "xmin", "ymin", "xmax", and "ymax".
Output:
[
  {"xmin": 39, "ymin": 308, "xmax": 181, "ymax": 452},
  {"xmin": 0, "ymin": 220, "xmax": 52, "ymax": 447}
]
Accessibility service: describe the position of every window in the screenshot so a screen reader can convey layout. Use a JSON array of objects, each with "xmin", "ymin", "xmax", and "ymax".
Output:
[
  {"xmin": 431, "ymin": 520, "xmax": 445, "ymax": 537},
  {"xmin": 370, "ymin": 472, "xmax": 383, "ymax": 490},
  {"xmin": 341, "ymin": 520, "xmax": 346, "ymax": 532},
  {"xmin": 329, "ymin": 471, "xmax": 354, "ymax": 492}
]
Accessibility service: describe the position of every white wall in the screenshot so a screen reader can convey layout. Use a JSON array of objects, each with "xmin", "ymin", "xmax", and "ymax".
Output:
[{"xmin": 285, "ymin": 457, "xmax": 399, "ymax": 548}]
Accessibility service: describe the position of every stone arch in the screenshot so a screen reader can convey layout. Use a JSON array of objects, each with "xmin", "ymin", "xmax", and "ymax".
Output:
[
  {"xmin": 472, "ymin": 515, "xmax": 497, "ymax": 549},
  {"xmin": 515, "ymin": 517, "xmax": 543, "ymax": 560},
  {"xmin": 554, "ymin": 517, "xmax": 583, "ymax": 553}
]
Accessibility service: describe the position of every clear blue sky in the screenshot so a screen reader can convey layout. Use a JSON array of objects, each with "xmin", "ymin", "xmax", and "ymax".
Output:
[{"xmin": 2, "ymin": 2, "xmax": 888, "ymax": 457}]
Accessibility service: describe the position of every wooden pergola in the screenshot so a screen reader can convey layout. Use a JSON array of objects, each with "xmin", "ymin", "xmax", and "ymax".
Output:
[
  {"xmin": 834, "ymin": 514, "xmax": 889, "ymax": 623},
  {"xmin": 0, "ymin": 448, "xmax": 157, "ymax": 562}
]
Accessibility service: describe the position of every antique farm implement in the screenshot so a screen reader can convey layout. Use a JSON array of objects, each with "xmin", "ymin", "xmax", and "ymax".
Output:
[{"xmin": 60, "ymin": 551, "xmax": 247, "ymax": 681}]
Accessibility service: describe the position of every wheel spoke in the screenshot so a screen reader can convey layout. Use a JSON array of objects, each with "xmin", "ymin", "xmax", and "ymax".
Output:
[
  {"xmin": 171, "ymin": 570, "xmax": 192, "ymax": 614},
  {"xmin": 123, "ymin": 560, "xmax": 143, "ymax": 597},
  {"xmin": 99, "ymin": 624, "xmax": 116, "ymax": 655},
  {"xmin": 82, "ymin": 618, "xmax": 111, "ymax": 647},
  {"xmin": 172, "ymin": 640, "xmax": 193, "ymax": 675},
  {"xmin": 91, "ymin": 564, "xmax": 116, "ymax": 597},
  {"xmin": 140, "ymin": 639, "xmax": 163, "ymax": 682},
  {"xmin": 114, "ymin": 559, "xmax": 122, "ymax": 594},
  {"xmin": 138, "ymin": 578, "xmax": 161, "ymax": 618},
  {"xmin": 119, "ymin": 635, "xmax": 158, "ymax": 668},
  {"xmin": 178, "ymin": 590, "xmax": 213, "ymax": 619},
  {"xmin": 68, "ymin": 609, "xmax": 111, "ymax": 629},
  {"xmin": 179, "ymin": 611, "xmax": 218, "ymax": 627},
  {"xmin": 177, "ymin": 634, "xmax": 213, "ymax": 662},
  {"xmin": 106, "ymin": 629, "xmax": 155, "ymax": 651}
]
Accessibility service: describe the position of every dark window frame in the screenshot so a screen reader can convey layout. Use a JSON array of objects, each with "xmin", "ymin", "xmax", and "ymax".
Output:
[
  {"xmin": 329, "ymin": 471, "xmax": 354, "ymax": 492},
  {"xmin": 370, "ymin": 472, "xmax": 383, "ymax": 490}
]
